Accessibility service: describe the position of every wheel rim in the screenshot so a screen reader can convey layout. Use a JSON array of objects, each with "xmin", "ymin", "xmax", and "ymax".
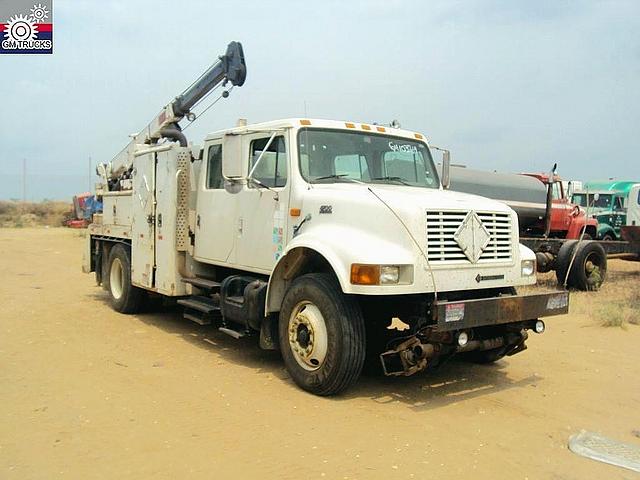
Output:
[
  {"xmin": 583, "ymin": 251, "xmax": 605, "ymax": 289},
  {"xmin": 288, "ymin": 301, "xmax": 328, "ymax": 371},
  {"xmin": 110, "ymin": 257, "xmax": 124, "ymax": 300}
]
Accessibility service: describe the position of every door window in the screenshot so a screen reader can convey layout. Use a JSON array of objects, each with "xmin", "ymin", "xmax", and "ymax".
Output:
[
  {"xmin": 249, "ymin": 136, "xmax": 287, "ymax": 188},
  {"xmin": 206, "ymin": 144, "xmax": 224, "ymax": 189}
]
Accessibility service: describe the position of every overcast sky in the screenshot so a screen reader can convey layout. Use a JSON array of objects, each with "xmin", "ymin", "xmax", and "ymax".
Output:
[{"xmin": 1, "ymin": 0, "xmax": 639, "ymax": 200}]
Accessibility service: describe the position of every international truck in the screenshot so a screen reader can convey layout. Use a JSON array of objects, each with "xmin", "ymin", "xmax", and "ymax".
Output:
[
  {"xmin": 442, "ymin": 165, "xmax": 607, "ymax": 290},
  {"xmin": 83, "ymin": 41, "xmax": 569, "ymax": 395}
]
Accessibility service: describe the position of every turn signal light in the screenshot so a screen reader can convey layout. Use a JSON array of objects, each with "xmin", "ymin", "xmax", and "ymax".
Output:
[{"xmin": 350, "ymin": 264, "xmax": 380, "ymax": 285}]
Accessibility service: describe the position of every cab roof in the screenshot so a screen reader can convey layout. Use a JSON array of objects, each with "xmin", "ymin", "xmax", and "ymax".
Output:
[{"xmin": 204, "ymin": 118, "xmax": 429, "ymax": 143}]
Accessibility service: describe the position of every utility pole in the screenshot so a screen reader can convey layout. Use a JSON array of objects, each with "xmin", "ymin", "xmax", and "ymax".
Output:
[{"xmin": 22, "ymin": 158, "xmax": 26, "ymax": 204}]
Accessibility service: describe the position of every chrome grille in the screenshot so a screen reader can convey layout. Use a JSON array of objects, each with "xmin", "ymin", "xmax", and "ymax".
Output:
[{"xmin": 426, "ymin": 210, "xmax": 513, "ymax": 263}]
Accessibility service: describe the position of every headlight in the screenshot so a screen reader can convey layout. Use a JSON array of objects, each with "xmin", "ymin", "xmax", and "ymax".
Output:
[
  {"xmin": 379, "ymin": 265, "xmax": 400, "ymax": 284},
  {"xmin": 350, "ymin": 264, "xmax": 410, "ymax": 285},
  {"xmin": 521, "ymin": 259, "xmax": 535, "ymax": 276}
]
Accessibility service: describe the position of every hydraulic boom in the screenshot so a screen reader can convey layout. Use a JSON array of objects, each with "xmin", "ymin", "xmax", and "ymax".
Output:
[{"xmin": 103, "ymin": 41, "xmax": 246, "ymax": 189}]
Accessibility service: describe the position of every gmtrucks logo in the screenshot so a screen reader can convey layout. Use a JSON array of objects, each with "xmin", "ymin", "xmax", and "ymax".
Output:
[{"xmin": 1, "ymin": 1, "xmax": 53, "ymax": 54}]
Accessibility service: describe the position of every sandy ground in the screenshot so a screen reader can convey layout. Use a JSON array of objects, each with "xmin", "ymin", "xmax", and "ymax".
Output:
[{"xmin": 1, "ymin": 228, "xmax": 639, "ymax": 480}]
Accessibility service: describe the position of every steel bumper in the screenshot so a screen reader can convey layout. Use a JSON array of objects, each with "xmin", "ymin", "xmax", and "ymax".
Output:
[{"xmin": 431, "ymin": 291, "xmax": 569, "ymax": 331}]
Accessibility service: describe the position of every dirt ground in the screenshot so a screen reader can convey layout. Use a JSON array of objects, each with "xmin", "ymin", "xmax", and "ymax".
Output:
[{"xmin": 1, "ymin": 228, "xmax": 639, "ymax": 479}]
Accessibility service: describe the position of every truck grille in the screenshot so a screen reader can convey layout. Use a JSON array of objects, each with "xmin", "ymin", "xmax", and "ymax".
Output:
[{"xmin": 426, "ymin": 210, "xmax": 513, "ymax": 263}]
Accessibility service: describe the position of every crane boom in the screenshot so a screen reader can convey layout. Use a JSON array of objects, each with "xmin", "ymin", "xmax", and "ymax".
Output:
[{"xmin": 104, "ymin": 41, "xmax": 246, "ymax": 188}]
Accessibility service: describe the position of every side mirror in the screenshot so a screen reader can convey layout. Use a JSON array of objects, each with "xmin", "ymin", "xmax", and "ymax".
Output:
[
  {"xmin": 441, "ymin": 150, "xmax": 451, "ymax": 189},
  {"xmin": 222, "ymin": 133, "xmax": 244, "ymax": 180}
]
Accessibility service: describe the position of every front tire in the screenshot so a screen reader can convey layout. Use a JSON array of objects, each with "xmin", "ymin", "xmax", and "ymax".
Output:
[
  {"xmin": 107, "ymin": 244, "xmax": 143, "ymax": 313},
  {"xmin": 278, "ymin": 273, "xmax": 365, "ymax": 396}
]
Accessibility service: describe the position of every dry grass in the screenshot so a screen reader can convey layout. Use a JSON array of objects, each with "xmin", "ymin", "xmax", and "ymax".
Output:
[
  {"xmin": 537, "ymin": 260, "xmax": 640, "ymax": 328},
  {"xmin": 598, "ymin": 289, "xmax": 640, "ymax": 328},
  {"xmin": 0, "ymin": 200, "xmax": 73, "ymax": 228}
]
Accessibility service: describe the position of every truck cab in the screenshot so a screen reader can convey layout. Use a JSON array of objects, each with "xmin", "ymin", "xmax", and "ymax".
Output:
[
  {"xmin": 194, "ymin": 119, "xmax": 535, "ymax": 296},
  {"xmin": 521, "ymin": 173, "xmax": 597, "ymax": 239},
  {"xmin": 571, "ymin": 190, "xmax": 626, "ymax": 240}
]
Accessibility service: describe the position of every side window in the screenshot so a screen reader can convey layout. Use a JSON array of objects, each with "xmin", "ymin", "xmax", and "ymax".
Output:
[
  {"xmin": 249, "ymin": 136, "xmax": 287, "ymax": 188},
  {"xmin": 206, "ymin": 144, "xmax": 224, "ymax": 189},
  {"xmin": 552, "ymin": 182, "xmax": 562, "ymax": 200},
  {"xmin": 614, "ymin": 197, "xmax": 624, "ymax": 210}
]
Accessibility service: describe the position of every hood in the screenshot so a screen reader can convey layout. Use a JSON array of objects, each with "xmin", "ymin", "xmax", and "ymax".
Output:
[{"xmin": 303, "ymin": 183, "xmax": 514, "ymax": 216}]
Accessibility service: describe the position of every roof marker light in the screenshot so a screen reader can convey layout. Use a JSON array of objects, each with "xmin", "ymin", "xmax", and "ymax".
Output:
[
  {"xmin": 300, "ymin": 119, "xmax": 311, "ymax": 126},
  {"xmin": 345, "ymin": 122, "xmax": 356, "ymax": 129}
]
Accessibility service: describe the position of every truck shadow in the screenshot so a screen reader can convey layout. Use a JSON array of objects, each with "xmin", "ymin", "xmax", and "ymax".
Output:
[
  {"xmin": 90, "ymin": 291, "xmax": 539, "ymax": 410},
  {"xmin": 347, "ymin": 363, "xmax": 538, "ymax": 411}
]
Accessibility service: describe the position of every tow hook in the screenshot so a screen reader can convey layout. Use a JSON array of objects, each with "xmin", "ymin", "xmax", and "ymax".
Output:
[{"xmin": 380, "ymin": 337, "xmax": 434, "ymax": 376}]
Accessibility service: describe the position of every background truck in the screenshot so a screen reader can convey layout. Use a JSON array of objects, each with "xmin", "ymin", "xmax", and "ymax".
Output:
[
  {"xmin": 571, "ymin": 180, "xmax": 639, "ymax": 240},
  {"xmin": 441, "ymin": 164, "xmax": 606, "ymax": 290},
  {"xmin": 83, "ymin": 41, "xmax": 569, "ymax": 396},
  {"xmin": 620, "ymin": 184, "xmax": 640, "ymax": 257}
]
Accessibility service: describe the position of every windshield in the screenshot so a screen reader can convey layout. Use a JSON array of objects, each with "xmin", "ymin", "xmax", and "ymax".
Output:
[
  {"xmin": 573, "ymin": 193, "xmax": 613, "ymax": 209},
  {"xmin": 298, "ymin": 128, "xmax": 439, "ymax": 188}
]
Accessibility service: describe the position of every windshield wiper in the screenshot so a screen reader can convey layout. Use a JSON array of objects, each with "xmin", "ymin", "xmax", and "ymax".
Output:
[
  {"xmin": 313, "ymin": 174, "xmax": 362, "ymax": 183},
  {"xmin": 371, "ymin": 176, "xmax": 411, "ymax": 186}
]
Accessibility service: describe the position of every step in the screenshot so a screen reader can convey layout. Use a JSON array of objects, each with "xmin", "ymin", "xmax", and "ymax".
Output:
[
  {"xmin": 218, "ymin": 327, "xmax": 246, "ymax": 339},
  {"xmin": 183, "ymin": 277, "xmax": 221, "ymax": 290},
  {"xmin": 183, "ymin": 312, "xmax": 212, "ymax": 326},
  {"xmin": 177, "ymin": 296, "xmax": 220, "ymax": 314}
]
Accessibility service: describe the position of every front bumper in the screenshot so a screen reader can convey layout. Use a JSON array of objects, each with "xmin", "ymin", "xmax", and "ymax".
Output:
[{"xmin": 431, "ymin": 291, "xmax": 569, "ymax": 331}]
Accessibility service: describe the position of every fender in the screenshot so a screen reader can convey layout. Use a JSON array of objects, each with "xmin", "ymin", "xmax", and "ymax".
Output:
[
  {"xmin": 265, "ymin": 224, "xmax": 415, "ymax": 313},
  {"xmin": 597, "ymin": 224, "xmax": 615, "ymax": 239}
]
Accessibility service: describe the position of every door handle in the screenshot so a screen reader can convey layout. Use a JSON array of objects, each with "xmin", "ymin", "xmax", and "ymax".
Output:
[{"xmin": 197, "ymin": 214, "xmax": 201, "ymax": 228}]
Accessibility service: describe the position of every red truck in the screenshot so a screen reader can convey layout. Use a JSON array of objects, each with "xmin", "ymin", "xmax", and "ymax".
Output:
[{"xmin": 520, "ymin": 173, "xmax": 598, "ymax": 240}]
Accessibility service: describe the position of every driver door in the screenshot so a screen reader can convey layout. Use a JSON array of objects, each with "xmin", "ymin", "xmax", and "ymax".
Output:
[{"xmin": 235, "ymin": 133, "xmax": 290, "ymax": 273}]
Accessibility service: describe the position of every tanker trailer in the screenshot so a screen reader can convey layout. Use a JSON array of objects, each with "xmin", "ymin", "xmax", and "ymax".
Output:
[{"xmin": 439, "ymin": 164, "xmax": 607, "ymax": 291}]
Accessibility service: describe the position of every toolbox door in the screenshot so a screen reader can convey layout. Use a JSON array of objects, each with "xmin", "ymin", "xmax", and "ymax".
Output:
[{"xmin": 131, "ymin": 151, "xmax": 156, "ymax": 288}]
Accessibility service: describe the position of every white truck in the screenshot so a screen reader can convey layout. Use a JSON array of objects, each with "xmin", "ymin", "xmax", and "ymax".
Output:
[{"xmin": 83, "ymin": 42, "xmax": 569, "ymax": 395}]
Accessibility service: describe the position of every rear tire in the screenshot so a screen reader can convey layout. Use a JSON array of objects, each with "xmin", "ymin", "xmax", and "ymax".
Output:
[
  {"xmin": 107, "ymin": 244, "xmax": 143, "ymax": 313},
  {"xmin": 555, "ymin": 240, "xmax": 578, "ymax": 288},
  {"xmin": 556, "ymin": 240, "xmax": 606, "ymax": 290},
  {"xmin": 278, "ymin": 273, "xmax": 365, "ymax": 396}
]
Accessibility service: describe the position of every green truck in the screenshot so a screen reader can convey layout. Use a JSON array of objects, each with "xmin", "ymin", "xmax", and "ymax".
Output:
[{"xmin": 571, "ymin": 181, "xmax": 639, "ymax": 240}]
